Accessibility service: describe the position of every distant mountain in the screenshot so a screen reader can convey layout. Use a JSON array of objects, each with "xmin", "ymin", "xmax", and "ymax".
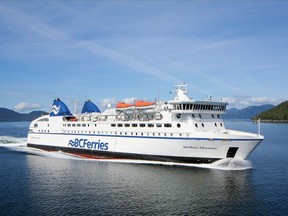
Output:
[
  {"xmin": 0, "ymin": 108, "xmax": 45, "ymax": 122},
  {"xmin": 254, "ymin": 101, "xmax": 288, "ymax": 122},
  {"xmin": 224, "ymin": 104, "xmax": 275, "ymax": 120},
  {"xmin": 226, "ymin": 108, "xmax": 240, "ymax": 115}
]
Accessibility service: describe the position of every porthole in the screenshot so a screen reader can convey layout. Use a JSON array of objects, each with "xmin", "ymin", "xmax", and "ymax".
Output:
[
  {"xmin": 199, "ymin": 114, "xmax": 202, "ymax": 118},
  {"xmin": 176, "ymin": 113, "xmax": 181, "ymax": 119},
  {"xmin": 195, "ymin": 123, "xmax": 198, "ymax": 128},
  {"xmin": 215, "ymin": 123, "xmax": 217, "ymax": 127},
  {"xmin": 177, "ymin": 123, "xmax": 181, "ymax": 128},
  {"xmin": 202, "ymin": 123, "xmax": 205, "ymax": 127},
  {"xmin": 192, "ymin": 114, "xmax": 195, "ymax": 118}
]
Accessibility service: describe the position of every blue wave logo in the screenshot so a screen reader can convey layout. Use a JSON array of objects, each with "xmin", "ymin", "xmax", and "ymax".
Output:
[
  {"xmin": 68, "ymin": 138, "xmax": 108, "ymax": 151},
  {"xmin": 68, "ymin": 139, "xmax": 76, "ymax": 146},
  {"xmin": 50, "ymin": 105, "xmax": 60, "ymax": 115}
]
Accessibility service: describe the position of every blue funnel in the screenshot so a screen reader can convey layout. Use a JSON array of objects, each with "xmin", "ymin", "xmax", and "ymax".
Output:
[
  {"xmin": 81, "ymin": 100, "xmax": 100, "ymax": 113},
  {"xmin": 50, "ymin": 98, "xmax": 72, "ymax": 116}
]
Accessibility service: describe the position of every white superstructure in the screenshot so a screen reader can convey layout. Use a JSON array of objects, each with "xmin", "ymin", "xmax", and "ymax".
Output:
[{"xmin": 27, "ymin": 84, "xmax": 263, "ymax": 163}]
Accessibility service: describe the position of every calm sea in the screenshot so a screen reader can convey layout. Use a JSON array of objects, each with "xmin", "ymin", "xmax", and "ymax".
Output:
[{"xmin": 0, "ymin": 121, "xmax": 287, "ymax": 215}]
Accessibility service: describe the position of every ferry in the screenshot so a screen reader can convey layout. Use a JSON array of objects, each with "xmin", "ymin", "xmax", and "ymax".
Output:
[{"xmin": 27, "ymin": 84, "xmax": 263, "ymax": 163}]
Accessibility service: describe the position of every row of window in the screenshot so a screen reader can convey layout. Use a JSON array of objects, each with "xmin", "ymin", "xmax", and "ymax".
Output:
[
  {"xmin": 195, "ymin": 122, "xmax": 223, "ymax": 128},
  {"xmin": 61, "ymin": 130, "xmax": 190, "ymax": 137},
  {"xmin": 191, "ymin": 114, "xmax": 221, "ymax": 119},
  {"xmin": 174, "ymin": 103, "xmax": 226, "ymax": 111},
  {"xmin": 35, "ymin": 121, "xmax": 223, "ymax": 133},
  {"xmin": 63, "ymin": 123, "xmax": 93, "ymax": 127},
  {"xmin": 111, "ymin": 123, "xmax": 174, "ymax": 128}
]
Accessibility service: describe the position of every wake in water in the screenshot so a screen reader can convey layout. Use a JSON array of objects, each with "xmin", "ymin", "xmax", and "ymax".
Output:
[{"xmin": 0, "ymin": 136, "xmax": 252, "ymax": 170}]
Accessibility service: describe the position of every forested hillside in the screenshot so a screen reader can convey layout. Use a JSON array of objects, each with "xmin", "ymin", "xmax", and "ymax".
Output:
[{"xmin": 254, "ymin": 101, "xmax": 288, "ymax": 122}]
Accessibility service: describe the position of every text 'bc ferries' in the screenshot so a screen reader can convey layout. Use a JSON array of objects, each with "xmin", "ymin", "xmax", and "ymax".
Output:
[{"xmin": 27, "ymin": 84, "xmax": 263, "ymax": 164}]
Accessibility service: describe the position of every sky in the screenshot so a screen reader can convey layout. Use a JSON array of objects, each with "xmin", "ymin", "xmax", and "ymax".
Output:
[{"xmin": 0, "ymin": 0, "xmax": 287, "ymax": 113}]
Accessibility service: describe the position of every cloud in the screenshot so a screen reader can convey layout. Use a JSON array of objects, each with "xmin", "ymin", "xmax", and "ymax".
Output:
[
  {"xmin": 99, "ymin": 97, "xmax": 138, "ymax": 110},
  {"xmin": 0, "ymin": 3, "xmax": 176, "ymax": 82},
  {"xmin": 75, "ymin": 41, "xmax": 176, "ymax": 82},
  {"xmin": 100, "ymin": 97, "xmax": 116, "ymax": 109},
  {"xmin": 14, "ymin": 102, "xmax": 41, "ymax": 112},
  {"xmin": 122, "ymin": 97, "xmax": 137, "ymax": 104}
]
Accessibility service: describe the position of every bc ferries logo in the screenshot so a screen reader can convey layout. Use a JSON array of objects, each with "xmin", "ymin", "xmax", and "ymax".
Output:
[
  {"xmin": 68, "ymin": 138, "xmax": 109, "ymax": 151},
  {"xmin": 51, "ymin": 105, "xmax": 60, "ymax": 115}
]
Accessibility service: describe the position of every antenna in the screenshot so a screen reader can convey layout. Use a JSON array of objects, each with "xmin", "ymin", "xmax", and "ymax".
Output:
[{"xmin": 74, "ymin": 96, "xmax": 78, "ymax": 114}]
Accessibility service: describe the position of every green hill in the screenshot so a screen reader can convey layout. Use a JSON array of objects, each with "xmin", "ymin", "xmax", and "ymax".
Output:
[{"xmin": 254, "ymin": 101, "xmax": 288, "ymax": 122}]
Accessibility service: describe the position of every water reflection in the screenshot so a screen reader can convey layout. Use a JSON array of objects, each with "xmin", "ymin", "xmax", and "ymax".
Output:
[{"xmin": 25, "ymin": 155, "xmax": 256, "ymax": 215}]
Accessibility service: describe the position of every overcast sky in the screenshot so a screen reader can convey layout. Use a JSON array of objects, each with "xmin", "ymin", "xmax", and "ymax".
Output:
[{"xmin": 0, "ymin": 0, "xmax": 287, "ymax": 112}]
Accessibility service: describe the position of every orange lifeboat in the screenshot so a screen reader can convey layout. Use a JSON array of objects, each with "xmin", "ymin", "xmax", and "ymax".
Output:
[
  {"xmin": 134, "ymin": 100, "xmax": 155, "ymax": 108},
  {"xmin": 116, "ymin": 102, "xmax": 134, "ymax": 109}
]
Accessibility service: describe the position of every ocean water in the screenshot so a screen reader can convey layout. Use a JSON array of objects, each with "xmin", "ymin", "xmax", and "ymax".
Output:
[{"xmin": 0, "ymin": 121, "xmax": 287, "ymax": 215}]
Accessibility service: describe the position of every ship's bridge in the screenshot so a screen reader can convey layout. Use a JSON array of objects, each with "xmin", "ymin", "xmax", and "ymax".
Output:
[
  {"xmin": 168, "ymin": 84, "xmax": 228, "ymax": 114},
  {"xmin": 169, "ymin": 100, "xmax": 227, "ymax": 114}
]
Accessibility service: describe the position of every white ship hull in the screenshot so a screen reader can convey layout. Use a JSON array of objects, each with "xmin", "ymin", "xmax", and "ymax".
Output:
[
  {"xmin": 27, "ymin": 130, "xmax": 262, "ymax": 163},
  {"xmin": 27, "ymin": 84, "xmax": 263, "ymax": 164}
]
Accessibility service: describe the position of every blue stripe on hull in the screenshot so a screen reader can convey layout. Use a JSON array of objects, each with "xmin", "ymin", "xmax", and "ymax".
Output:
[{"xmin": 29, "ymin": 132, "xmax": 263, "ymax": 142}]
